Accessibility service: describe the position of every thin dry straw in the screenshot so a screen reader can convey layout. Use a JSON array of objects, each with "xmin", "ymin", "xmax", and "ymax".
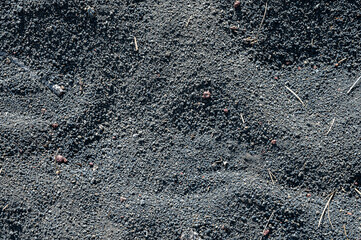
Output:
[
  {"xmin": 260, "ymin": 210, "xmax": 275, "ymax": 240},
  {"xmin": 255, "ymin": 2, "xmax": 268, "ymax": 40},
  {"xmin": 134, "ymin": 37, "xmax": 138, "ymax": 51},
  {"xmin": 347, "ymin": 75, "xmax": 361, "ymax": 94},
  {"xmin": 285, "ymin": 85, "xmax": 305, "ymax": 107},
  {"xmin": 325, "ymin": 118, "xmax": 335, "ymax": 135},
  {"xmin": 318, "ymin": 192, "xmax": 335, "ymax": 228}
]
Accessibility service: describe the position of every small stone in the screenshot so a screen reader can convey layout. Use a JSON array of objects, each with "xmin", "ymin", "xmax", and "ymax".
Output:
[
  {"xmin": 55, "ymin": 155, "xmax": 67, "ymax": 164},
  {"xmin": 165, "ymin": 51, "xmax": 171, "ymax": 57},
  {"xmin": 181, "ymin": 229, "xmax": 201, "ymax": 240},
  {"xmin": 89, "ymin": 162, "xmax": 94, "ymax": 167},
  {"xmin": 51, "ymin": 123, "xmax": 59, "ymax": 129},
  {"xmin": 51, "ymin": 84, "xmax": 65, "ymax": 96},
  {"xmin": 234, "ymin": 0, "xmax": 241, "ymax": 9},
  {"xmin": 120, "ymin": 197, "xmax": 127, "ymax": 202},
  {"xmin": 202, "ymin": 91, "xmax": 211, "ymax": 99},
  {"xmin": 230, "ymin": 26, "xmax": 238, "ymax": 31},
  {"xmin": 223, "ymin": 108, "xmax": 229, "ymax": 114},
  {"xmin": 86, "ymin": 6, "xmax": 96, "ymax": 17}
]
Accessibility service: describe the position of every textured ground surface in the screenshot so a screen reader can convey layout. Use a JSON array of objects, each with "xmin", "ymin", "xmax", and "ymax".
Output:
[{"xmin": 0, "ymin": 0, "xmax": 360, "ymax": 239}]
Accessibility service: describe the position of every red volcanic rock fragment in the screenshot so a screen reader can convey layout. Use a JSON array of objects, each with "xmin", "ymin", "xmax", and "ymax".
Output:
[
  {"xmin": 234, "ymin": 1, "xmax": 241, "ymax": 9},
  {"xmin": 55, "ymin": 155, "xmax": 67, "ymax": 164},
  {"xmin": 202, "ymin": 91, "xmax": 211, "ymax": 99}
]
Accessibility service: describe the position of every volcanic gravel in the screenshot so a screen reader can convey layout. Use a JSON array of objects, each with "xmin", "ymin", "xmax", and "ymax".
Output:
[{"xmin": 0, "ymin": 0, "xmax": 360, "ymax": 239}]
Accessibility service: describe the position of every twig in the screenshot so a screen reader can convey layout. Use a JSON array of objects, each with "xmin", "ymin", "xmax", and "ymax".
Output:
[
  {"xmin": 325, "ymin": 118, "xmax": 335, "ymax": 135},
  {"xmin": 347, "ymin": 75, "xmax": 361, "ymax": 94},
  {"xmin": 318, "ymin": 192, "xmax": 335, "ymax": 228},
  {"xmin": 271, "ymin": 172, "xmax": 277, "ymax": 182},
  {"xmin": 2, "ymin": 204, "xmax": 8, "ymax": 211},
  {"xmin": 268, "ymin": 169, "xmax": 275, "ymax": 185},
  {"xmin": 285, "ymin": 86, "xmax": 306, "ymax": 107},
  {"xmin": 327, "ymin": 199, "xmax": 333, "ymax": 229},
  {"xmin": 268, "ymin": 169, "xmax": 277, "ymax": 185},
  {"xmin": 212, "ymin": 157, "xmax": 223, "ymax": 167},
  {"xmin": 255, "ymin": 2, "xmax": 268, "ymax": 40},
  {"xmin": 343, "ymin": 225, "xmax": 349, "ymax": 240},
  {"xmin": 244, "ymin": 2, "xmax": 268, "ymax": 44},
  {"xmin": 240, "ymin": 113, "xmax": 245, "ymax": 124},
  {"xmin": 355, "ymin": 188, "xmax": 361, "ymax": 196},
  {"xmin": 185, "ymin": 16, "xmax": 193, "ymax": 28},
  {"xmin": 260, "ymin": 210, "xmax": 275, "ymax": 240},
  {"xmin": 134, "ymin": 37, "xmax": 138, "ymax": 51},
  {"xmin": 54, "ymin": 148, "xmax": 59, "ymax": 162},
  {"xmin": 337, "ymin": 58, "xmax": 347, "ymax": 64}
]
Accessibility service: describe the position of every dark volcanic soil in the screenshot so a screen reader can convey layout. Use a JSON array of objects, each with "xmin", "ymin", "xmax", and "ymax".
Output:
[{"xmin": 1, "ymin": 0, "xmax": 360, "ymax": 239}]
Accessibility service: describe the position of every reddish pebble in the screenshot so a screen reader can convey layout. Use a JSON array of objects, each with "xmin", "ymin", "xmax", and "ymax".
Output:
[
  {"xmin": 313, "ymin": 65, "xmax": 317, "ymax": 69},
  {"xmin": 51, "ymin": 123, "xmax": 59, "ymax": 129},
  {"xmin": 274, "ymin": 76, "xmax": 278, "ymax": 80},
  {"xmin": 112, "ymin": 136, "xmax": 117, "ymax": 140},
  {"xmin": 263, "ymin": 229, "xmax": 270, "ymax": 236},
  {"xmin": 224, "ymin": 108, "xmax": 229, "ymax": 114},
  {"xmin": 202, "ymin": 91, "xmax": 211, "ymax": 99},
  {"xmin": 270, "ymin": 139, "xmax": 277, "ymax": 145},
  {"xmin": 55, "ymin": 155, "xmax": 67, "ymax": 164},
  {"xmin": 230, "ymin": 26, "xmax": 238, "ymax": 31},
  {"xmin": 89, "ymin": 162, "xmax": 94, "ymax": 167},
  {"xmin": 297, "ymin": 66, "xmax": 301, "ymax": 70},
  {"xmin": 41, "ymin": 108, "xmax": 46, "ymax": 114},
  {"xmin": 306, "ymin": 193, "xmax": 311, "ymax": 197},
  {"xmin": 234, "ymin": 0, "xmax": 241, "ymax": 8}
]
